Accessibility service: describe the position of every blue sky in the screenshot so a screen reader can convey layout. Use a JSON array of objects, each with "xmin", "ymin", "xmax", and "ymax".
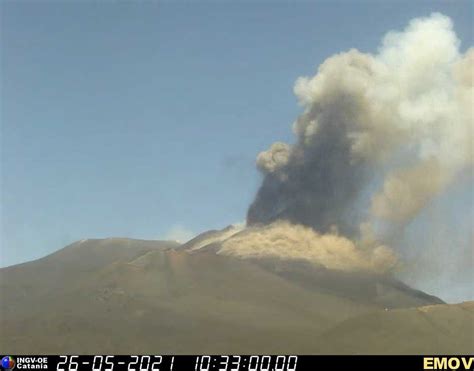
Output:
[{"xmin": 1, "ymin": 1, "xmax": 473, "ymax": 267}]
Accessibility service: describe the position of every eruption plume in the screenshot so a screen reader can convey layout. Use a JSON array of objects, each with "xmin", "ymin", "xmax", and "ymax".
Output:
[
  {"xmin": 248, "ymin": 13, "xmax": 472, "ymax": 233},
  {"xmin": 221, "ymin": 13, "xmax": 473, "ymax": 275}
]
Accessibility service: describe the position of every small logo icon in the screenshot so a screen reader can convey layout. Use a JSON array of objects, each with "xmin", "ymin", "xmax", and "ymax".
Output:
[{"xmin": 1, "ymin": 356, "xmax": 15, "ymax": 370}]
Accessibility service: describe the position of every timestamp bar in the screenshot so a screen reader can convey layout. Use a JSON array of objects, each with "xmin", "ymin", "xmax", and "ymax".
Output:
[{"xmin": 3, "ymin": 355, "xmax": 473, "ymax": 371}]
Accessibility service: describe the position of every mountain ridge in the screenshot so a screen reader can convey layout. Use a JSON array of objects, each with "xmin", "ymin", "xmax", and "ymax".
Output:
[{"xmin": 0, "ymin": 236, "xmax": 471, "ymax": 354}]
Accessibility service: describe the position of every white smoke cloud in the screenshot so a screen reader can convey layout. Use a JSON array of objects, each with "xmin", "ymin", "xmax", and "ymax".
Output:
[
  {"xmin": 218, "ymin": 221, "xmax": 397, "ymax": 274},
  {"xmin": 371, "ymin": 159, "xmax": 450, "ymax": 222},
  {"xmin": 240, "ymin": 13, "xmax": 473, "ymax": 275},
  {"xmin": 250, "ymin": 12, "xmax": 472, "ymax": 227},
  {"xmin": 293, "ymin": 13, "xmax": 473, "ymax": 224},
  {"xmin": 164, "ymin": 224, "xmax": 196, "ymax": 243}
]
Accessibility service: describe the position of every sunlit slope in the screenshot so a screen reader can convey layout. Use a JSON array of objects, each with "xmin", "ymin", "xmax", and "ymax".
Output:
[
  {"xmin": 0, "ymin": 238, "xmax": 471, "ymax": 354},
  {"xmin": 317, "ymin": 301, "xmax": 474, "ymax": 354}
]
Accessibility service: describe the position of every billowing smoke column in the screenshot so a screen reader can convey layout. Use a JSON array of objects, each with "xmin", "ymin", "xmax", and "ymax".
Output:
[
  {"xmin": 247, "ymin": 13, "xmax": 473, "ymax": 237},
  {"xmin": 212, "ymin": 13, "xmax": 473, "ymax": 275}
]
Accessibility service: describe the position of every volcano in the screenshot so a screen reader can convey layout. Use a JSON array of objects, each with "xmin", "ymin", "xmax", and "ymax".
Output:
[{"xmin": 1, "ymin": 231, "xmax": 472, "ymax": 354}]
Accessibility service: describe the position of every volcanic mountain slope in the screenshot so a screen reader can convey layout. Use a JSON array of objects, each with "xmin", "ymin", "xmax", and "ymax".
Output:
[{"xmin": 0, "ymin": 236, "xmax": 472, "ymax": 354}]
